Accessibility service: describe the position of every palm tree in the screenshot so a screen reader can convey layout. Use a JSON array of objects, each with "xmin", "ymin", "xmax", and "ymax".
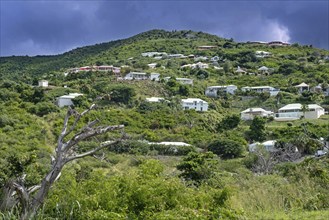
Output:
[{"xmin": 301, "ymin": 104, "xmax": 309, "ymax": 119}]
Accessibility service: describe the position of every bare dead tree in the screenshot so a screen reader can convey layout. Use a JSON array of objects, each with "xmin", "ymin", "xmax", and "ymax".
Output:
[
  {"xmin": 252, "ymin": 144, "xmax": 301, "ymax": 174},
  {"xmin": 252, "ymin": 148, "xmax": 279, "ymax": 175},
  {"xmin": 0, "ymin": 104, "xmax": 125, "ymax": 220}
]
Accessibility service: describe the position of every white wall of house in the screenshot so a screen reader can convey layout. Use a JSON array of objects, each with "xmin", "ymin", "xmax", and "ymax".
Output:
[
  {"xmin": 276, "ymin": 104, "xmax": 325, "ymax": 120},
  {"xmin": 124, "ymin": 72, "xmax": 160, "ymax": 81},
  {"xmin": 241, "ymin": 86, "xmax": 280, "ymax": 96},
  {"xmin": 205, "ymin": 85, "xmax": 237, "ymax": 97},
  {"xmin": 240, "ymin": 108, "xmax": 273, "ymax": 120},
  {"xmin": 150, "ymin": 73, "xmax": 160, "ymax": 81},
  {"xmin": 176, "ymin": 78, "xmax": 193, "ymax": 85},
  {"xmin": 124, "ymin": 72, "xmax": 148, "ymax": 80},
  {"xmin": 57, "ymin": 93, "xmax": 83, "ymax": 108},
  {"xmin": 38, "ymin": 80, "xmax": 48, "ymax": 87},
  {"xmin": 146, "ymin": 97, "xmax": 164, "ymax": 102},
  {"xmin": 181, "ymin": 98, "xmax": 208, "ymax": 111}
]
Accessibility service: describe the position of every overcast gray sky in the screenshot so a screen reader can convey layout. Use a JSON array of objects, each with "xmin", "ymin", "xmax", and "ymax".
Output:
[{"xmin": 1, "ymin": 0, "xmax": 328, "ymax": 56}]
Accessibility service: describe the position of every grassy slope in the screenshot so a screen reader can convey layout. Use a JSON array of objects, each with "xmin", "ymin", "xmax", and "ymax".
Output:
[{"xmin": 1, "ymin": 29, "xmax": 329, "ymax": 218}]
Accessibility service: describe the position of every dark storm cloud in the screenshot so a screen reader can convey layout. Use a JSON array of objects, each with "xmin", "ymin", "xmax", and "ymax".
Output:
[
  {"xmin": 0, "ymin": 1, "xmax": 328, "ymax": 56},
  {"xmin": 259, "ymin": 1, "xmax": 329, "ymax": 49}
]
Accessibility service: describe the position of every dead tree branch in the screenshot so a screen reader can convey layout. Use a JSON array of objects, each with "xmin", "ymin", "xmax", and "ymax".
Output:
[{"xmin": 1, "ymin": 104, "xmax": 125, "ymax": 220}]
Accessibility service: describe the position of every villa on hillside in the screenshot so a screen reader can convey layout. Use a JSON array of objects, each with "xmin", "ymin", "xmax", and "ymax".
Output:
[
  {"xmin": 141, "ymin": 52, "xmax": 167, "ymax": 57},
  {"xmin": 148, "ymin": 142, "xmax": 191, "ymax": 147},
  {"xmin": 168, "ymin": 54, "xmax": 186, "ymax": 58},
  {"xmin": 240, "ymin": 108, "xmax": 273, "ymax": 120},
  {"xmin": 145, "ymin": 97, "xmax": 165, "ymax": 103},
  {"xmin": 255, "ymin": 51, "xmax": 271, "ymax": 58},
  {"xmin": 181, "ymin": 62, "xmax": 209, "ymax": 69},
  {"xmin": 258, "ymin": 66, "xmax": 270, "ymax": 74},
  {"xmin": 181, "ymin": 98, "xmax": 208, "ymax": 112},
  {"xmin": 124, "ymin": 72, "xmax": 160, "ymax": 81},
  {"xmin": 194, "ymin": 56, "xmax": 208, "ymax": 61},
  {"xmin": 68, "ymin": 65, "xmax": 120, "ymax": 73},
  {"xmin": 294, "ymin": 82, "xmax": 310, "ymax": 93},
  {"xmin": 38, "ymin": 80, "xmax": 48, "ymax": 87},
  {"xmin": 274, "ymin": 103, "xmax": 325, "ymax": 121},
  {"xmin": 197, "ymin": 45, "xmax": 217, "ymax": 50},
  {"xmin": 124, "ymin": 72, "xmax": 148, "ymax": 80},
  {"xmin": 249, "ymin": 140, "xmax": 277, "ymax": 152},
  {"xmin": 241, "ymin": 86, "xmax": 280, "ymax": 96},
  {"xmin": 205, "ymin": 85, "xmax": 237, "ymax": 97},
  {"xmin": 268, "ymin": 41, "xmax": 290, "ymax": 46},
  {"xmin": 210, "ymin": 56, "xmax": 220, "ymax": 62},
  {"xmin": 56, "ymin": 93, "xmax": 83, "ymax": 108},
  {"xmin": 312, "ymin": 84, "xmax": 329, "ymax": 96},
  {"xmin": 164, "ymin": 77, "xmax": 193, "ymax": 85},
  {"xmin": 176, "ymin": 78, "xmax": 193, "ymax": 85},
  {"xmin": 148, "ymin": 63, "xmax": 157, "ymax": 69},
  {"xmin": 235, "ymin": 66, "xmax": 247, "ymax": 74}
]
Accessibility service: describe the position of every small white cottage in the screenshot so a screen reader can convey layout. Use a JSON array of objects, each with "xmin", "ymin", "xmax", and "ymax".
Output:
[
  {"xmin": 181, "ymin": 98, "xmax": 208, "ymax": 112},
  {"xmin": 57, "ymin": 93, "xmax": 83, "ymax": 108}
]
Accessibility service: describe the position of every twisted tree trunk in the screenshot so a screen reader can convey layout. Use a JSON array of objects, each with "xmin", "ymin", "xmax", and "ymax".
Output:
[{"xmin": 1, "ymin": 104, "xmax": 125, "ymax": 220}]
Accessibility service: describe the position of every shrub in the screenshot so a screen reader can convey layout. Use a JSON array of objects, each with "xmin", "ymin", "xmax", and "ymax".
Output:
[
  {"xmin": 208, "ymin": 139, "xmax": 245, "ymax": 159},
  {"xmin": 176, "ymin": 152, "xmax": 218, "ymax": 184}
]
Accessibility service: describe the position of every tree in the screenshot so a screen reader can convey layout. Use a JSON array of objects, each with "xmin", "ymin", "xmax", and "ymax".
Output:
[
  {"xmin": 301, "ymin": 104, "xmax": 309, "ymax": 119},
  {"xmin": 178, "ymin": 84, "xmax": 190, "ymax": 96},
  {"xmin": 109, "ymin": 85, "xmax": 135, "ymax": 104},
  {"xmin": 223, "ymin": 61, "xmax": 232, "ymax": 73},
  {"xmin": 208, "ymin": 139, "xmax": 245, "ymax": 159},
  {"xmin": 217, "ymin": 114, "xmax": 240, "ymax": 131},
  {"xmin": 0, "ymin": 104, "xmax": 125, "ymax": 219},
  {"xmin": 176, "ymin": 152, "xmax": 217, "ymax": 185},
  {"xmin": 247, "ymin": 116, "xmax": 267, "ymax": 142}
]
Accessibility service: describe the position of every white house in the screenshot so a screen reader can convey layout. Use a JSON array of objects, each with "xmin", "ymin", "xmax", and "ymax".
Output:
[
  {"xmin": 258, "ymin": 66, "xmax": 269, "ymax": 74},
  {"xmin": 205, "ymin": 85, "xmax": 237, "ymax": 97},
  {"xmin": 145, "ymin": 97, "xmax": 165, "ymax": 103},
  {"xmin": 168, "ymin": 54, "xmax": 186, "ymax": 58},
  {"xmin": 240, "ymin": 108, "xmax": 273, "ymax": 120},
  {"xmin": 168, "ymin": 77, "xmax": 193, "ymax": 85},
  {"xmin": 249, "ymin": 140, "xmax": 277, "ymax": 152},
  {"xmin": 148, "ymin": 142, "xmax": 191, "ymax": 146},
  {"xmin": 255, "ymin": 51, "xmax": 271, "ymax": 58},
  {"xmin": 124, "ymin": 72, "xmax": 148, "ymax": 80},
  {"xmin": 38, "ymin": 80, "xmax": 48, "ymax": 87},
  {"xmin": 235, "ymin": 66, "xmax": 247, "ymax": 74},
  {"xmin": 57, "ymin": 93, "xmax": 83, "ymax": 108},
  {"xmin": 241, "ymin": 86, "xmax": 280, "ymax": 96},
  {"xmin": 141, "ymin": 52, "xmax": 167, "ymax": 57},
  {"xmin": 210, "ymin": 56, "xmax": 220, "ymax": 62},
  {"xmin": 197, "ymin": 45, "xmax": 217, "ymax": 50},
  {"xmin": 150, "ymin": 73, "xmax": 160, "ymax": 81},
  {"xmin": 275, "ymin": 103, "xmax": 325, "ymax": 121},
  {"xmin": 194, "ymin": 56, "xmax": 208, "ymax": 61},
  {"xmin": 96, "ymin": 65, "xmax": 114, "ymax": 71},
  {"xmin": 148, "ymin": 63, "xmax": 157, "ymax": 69},
  {"xmin": 124, "ymin": 72, "xmax": 160, "ymax": 81},
  {"xmin": 181, "ymin": 98, "xmax": 208, "ymax": 112},
  {"xmin": 268, "ymin": 41, "xmax": 290, "ymax": 46},
  {"xmin": 313, "ymin": 84, "xmax": 329, "ymax": 96},
  {"xmin": 181, "ymin": 62, "xmax": 209, "ymax": 69},
  {"xmin": 164, "ymin": 77, "xmax": 193, "ymax": 85},
  {"xmin": 294, "ymin": 82, "xmax": 309, "ymax": 93}
]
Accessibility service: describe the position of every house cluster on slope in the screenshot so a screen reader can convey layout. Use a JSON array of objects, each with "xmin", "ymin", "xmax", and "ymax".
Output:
[
  {"xmin": 205, "ymin": 84, "xmax": 280, "ymax": 97},
  {"xmin": 146, "ymin": 97, "xmax": 209, "ymax": 112},
  {"xmin": 64, "ymin": 65, "xmax": 121, "ymax": 76},
  {"xmin": 240, "ymin": 104, "xmax": 325, "ymax": 121},
  {"xmin": 247, "ymin": 41, "xmax": 291, "ymax": 46},
  {"xmin": 204, "ymin": 83, "xmax": 327, "ymax": 121}
]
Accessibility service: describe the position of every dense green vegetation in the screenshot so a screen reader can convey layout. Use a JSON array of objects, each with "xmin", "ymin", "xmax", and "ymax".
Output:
[{"xmin": 1, "ymin": 29, "xmax": 329, "ymax": 219}]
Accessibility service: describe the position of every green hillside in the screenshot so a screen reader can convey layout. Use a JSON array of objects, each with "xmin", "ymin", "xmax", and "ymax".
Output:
[{"xmin": 1, "ymin": 29, "xmax": 329, "ymax": 219}]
